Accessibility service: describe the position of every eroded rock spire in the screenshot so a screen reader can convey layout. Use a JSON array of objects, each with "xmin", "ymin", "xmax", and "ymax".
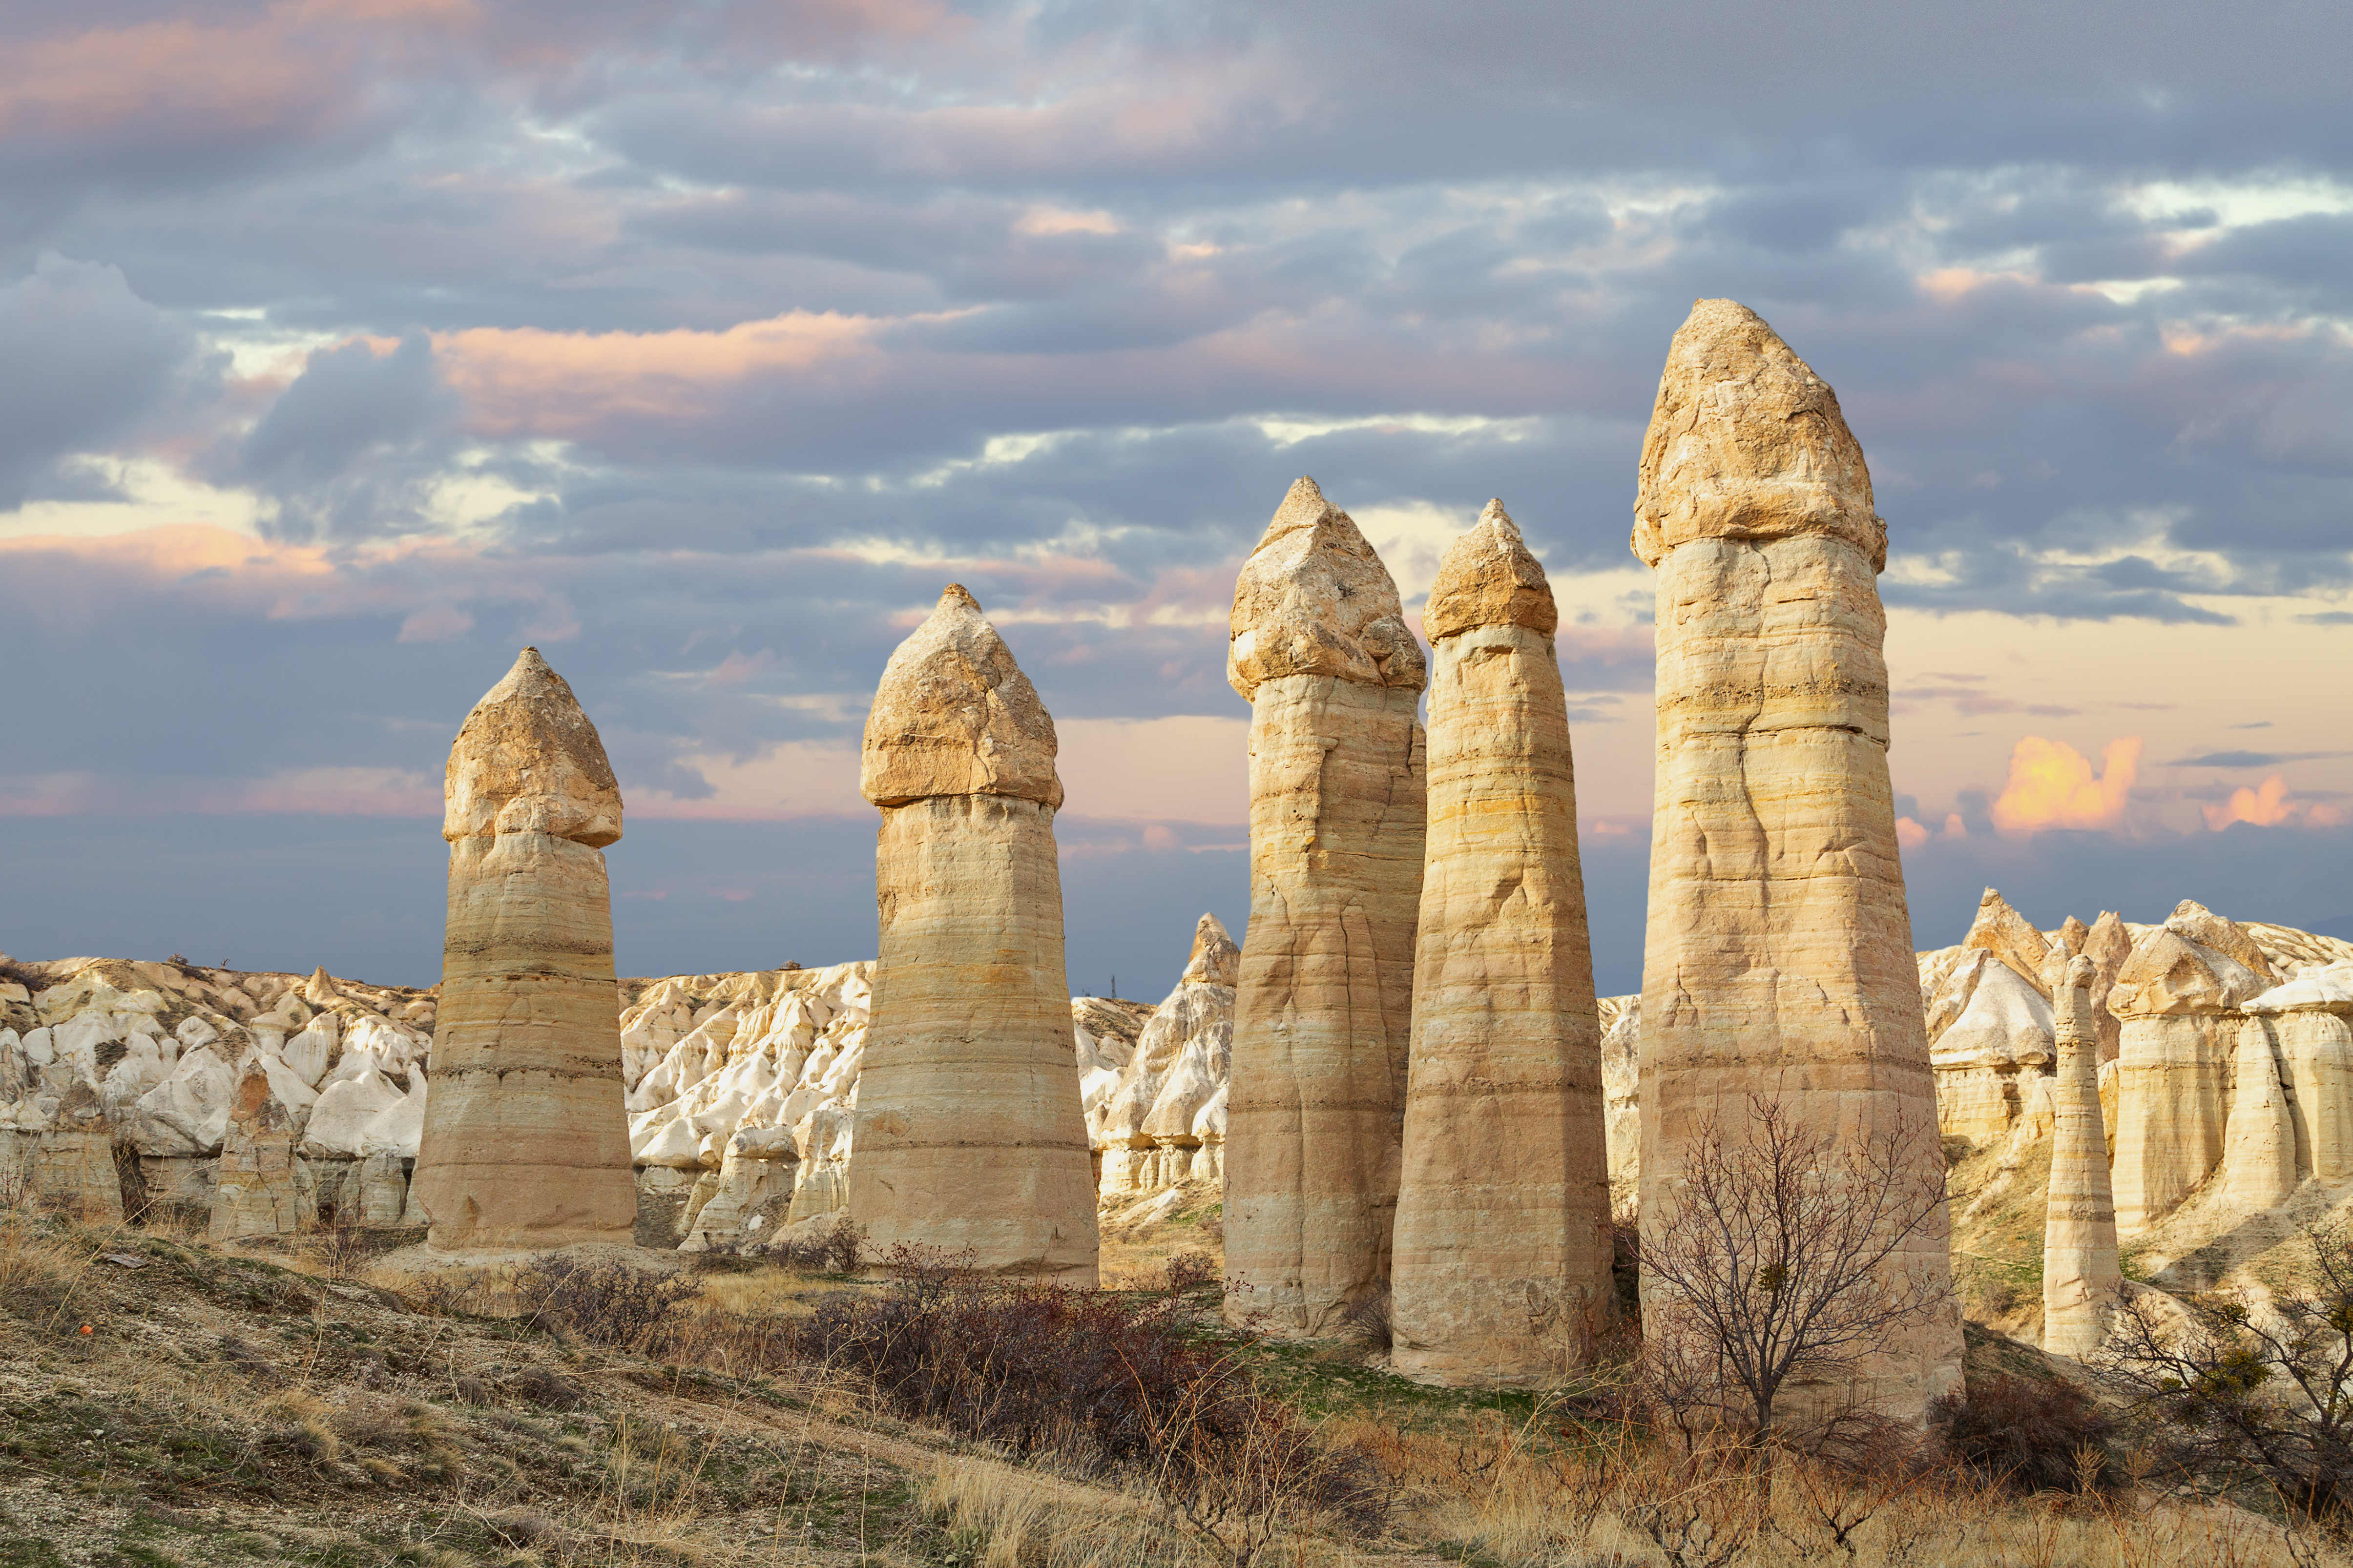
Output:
[
  {"xmin": 1633, "ymin": 302, "xmax": 1962, "ymax": 1422},
  {"xmin": 1223, "ymin": 477, "xmax": 1427, "ymax": 1335},
  {"xmin": 847, "ymin": 586, "xmax": 1097, "ymax": 1279},
  {"xmin": 1392, "ymin": 500, "xmax": 1610, "ymax": 1385},
  {"xmin": 409, "ymin": 647, "xmax": 637, "ymax": 1250}
]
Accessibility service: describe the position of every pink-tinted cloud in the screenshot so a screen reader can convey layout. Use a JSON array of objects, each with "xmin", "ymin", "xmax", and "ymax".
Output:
[
  {"xmin": 1991, "ymin": 735, "xmax": 2143, "ymax": 833},
  {"xmin": 2202, "ymin": 773, "xmax": 2349, "ymax": 831}
]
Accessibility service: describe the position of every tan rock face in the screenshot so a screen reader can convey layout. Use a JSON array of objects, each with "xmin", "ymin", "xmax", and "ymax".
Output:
[
  {"xmin": 2042, "ymin": 957, "xmax": 2121, "ymax": 1360},
  {"xmin": 1632, "ymin": 300, "xmax": 1961, "ymax": 1422},
  {"xmin": 2217, "ymin": 1016, "xmax": 2297, "ymax": 1214},
  {"xmin": 1964, "ymin": 888, "xmax": 2051, "ymax": 986},
  {"xmin": 210, "ymin": 1061, "xmax": 305, "ymax": 1240},
  {"xmin": 848, "ymin": 588, "xmax": 1097, "ymax": 1280},
  {"xmin": 1393, "ymin": 502, "xmax": 1611, "ymax": 1385},
  {"xmin": 2107, "ymin": 924, "xmax": 2263, "ymax": 1233},
  {"xmin": 410, "ymin": 648, "xmax": 638, "ymax": 1250},
  {"xmin": 1224, "ymin": 477, "xmax": 1427, "ymax": 1334},
  {"xmin": 2082, "ymin": 910, "xmax": 2132, "ymax": 1062}
]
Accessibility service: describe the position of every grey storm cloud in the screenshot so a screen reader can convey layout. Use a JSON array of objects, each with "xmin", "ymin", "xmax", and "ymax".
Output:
[
  {"xmin": 0, "ymin": 252, "xmax": 208, "ymax": 505},
  {"xmin": 232, "ymin": 330, "xmax": 458, "ymax": 540}
]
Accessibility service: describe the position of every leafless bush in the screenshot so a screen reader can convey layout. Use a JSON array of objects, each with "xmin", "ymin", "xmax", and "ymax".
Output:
[
  {"xmin": 2100, "ymin": 1218, "xmax": 2353, "ymax": 1531},
  {"xmin": 1636, "ymin": 1093, "xmax": 1954, "ymax": 1447},
  {"xmin": 1932, "ymin": 1368, "xmax": 2119, "ymax": 1495},
  {"xmin": 760, "ymin": 1212, "xmax": 865, "ymax": 1274},
  {"xmin": 1165, "ymin": 1250, "xmax": 1219, "ymax": 1294},
  {"xmin": 1340, "ymin": 1289, "xmax": 1392, "ymax": 1352},
  {"xmin": 512, "ymin": 1258, "xmax": 701, "ymax": 1352}
]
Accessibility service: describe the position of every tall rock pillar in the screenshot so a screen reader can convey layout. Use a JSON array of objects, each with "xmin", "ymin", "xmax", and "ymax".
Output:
[
  {"xmin": 2042, "ymin": 956, "xmax": 2122, "ymax": 1360},
  {"xmin": 848, "ymin": 585, "xmax": 1097, "ymax": 1281},
  {"xmin": 411, "ymin": 648, "xmax": 637, "ymax": 1250},
  {"xmin": 1224, "ymin": 477, "xmax": 1427, "ymax": 1334},
  {"xmin": 1392, "ymin": 501, "xmax": 1611, "ymax": 1384},
  {"xmin": 1633, "ymin": 300, "xmax": 1963, "ymax": 1420}
]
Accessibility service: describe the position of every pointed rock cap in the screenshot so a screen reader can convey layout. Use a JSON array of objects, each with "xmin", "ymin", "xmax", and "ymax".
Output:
[
  {"xmin": 1228, "ymin": 476, "xmax": 1425, "ymax": 700},
  {"xmin": 1182, "ymin": 912, "xmax": 1241, "ymax": 987},
  {"xmin": 2084, "ymin": 910, "xmax": 2132, "ymax": 972},
  {"xmin": 862, "ymin": 584, "xmax": 1062, "ymax": 809},
  {"xmin": 302, "ymin": 967, "xmax": 341, "ymax": 1008},
  {"xmin": 2165, "ymin": 899, "xmax": 2275, "ymax": 983},
  {"xmin": 2109, "ymin": 925, "xmax": 2269, "ymax": 1017},
  {"xmin": 1425, "ymin": 499, "xmax": 1558, "ymax": 641},
  {"xmin": 1963, "ymin": 887, "xmax": 2051, "ymax": 987},
  {"xmin": 444, "ymin": 648, "xmax": 623, "ymax": 846},
  {"xmin": 1631, "ymin": 299, "xmax": 1883, "ymax": 570},
  {"xmin": 2058, "ymin": 915, "xmax": 2090, "ymax": 956}
]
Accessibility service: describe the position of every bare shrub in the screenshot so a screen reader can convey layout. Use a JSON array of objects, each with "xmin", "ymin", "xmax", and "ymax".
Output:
[
  {"xmin": 1612, "ymin": 1433, "xmax": 1770, "ymax": 1568},
  {"xmin": 1339, "ymin": 1289, "xmax": 1392, "ymax": 1353},
  {"xmin": 1932, "ymin": 1368, "xmax": 2119, "ymax": 1495},
  {"xmin": 512, "ymin": 1258, "xmax": 701, "ymax": 1352},
  {"xmin": 2101, "ymin": 1217, "xmax": 2353, "ymax": 1531},
  {"xmin": 761, "ymin": 1213, "xmax": 865, "ymax": 1274},
  {"xmin": 795, "ymin": 1242, "xmax": 1377, "ymax": 1547},
  {"xmin": 1165, "ymin": 1250, "xmax": 1218, "ymax": 1294},
  {"xmin": 1636, "ymin": 1093, "xmax": 1954, "ymax": 1446}
]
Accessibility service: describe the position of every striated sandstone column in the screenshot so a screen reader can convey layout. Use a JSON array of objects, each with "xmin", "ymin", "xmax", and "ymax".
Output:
[
  {"xmin": 2248, "ymin": 965, "xmax": 2353, "ymax": 1183},
  {"xmin": 211, "ymin": 1061, "xmax": 305, "ymax": 1240},
  {"xmin": 847, "ymin": 585, "xmax": 1097, "ymax": 1280},
  {"xmin": 411, "ymin": 648, "xmax": 638, "ymax": 1250},
  {"xmin": 2042, "ymin": 956, "xmax": 2121, "ymax": 1360},
  {"xmin": 1633, "ymin": 300, "xmax": 1962, "ymax": 1421},
  {"xmin": 1224, "ymin": 477, "xmax": 1427, "ymax": 1335},
  {"xmin": 2218, "ymin": 1015, "xmax": 2298, "ymax": 1212},
  {"xmin": 1393, "ymin": 501, "xmax": 1611, "ymax": 1384}
]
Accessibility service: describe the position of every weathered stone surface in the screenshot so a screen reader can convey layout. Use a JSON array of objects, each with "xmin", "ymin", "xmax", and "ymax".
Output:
[
  {"xmin": 2108, "ymin": 924, "xmax": 2265, "ymax": 1232},
  {"xmin": 1094, "ymin": 915, "xmax": 1238, "ymax": 1200},
  {"xmin": 210, "ymin": 1061, "xmax": 305, "ymax": 1240},
  {"xmin": 848, "ymin": 588, "xmax": 1097, "ymax": 1280},
  {"xmin": 860, "ymin": 583, "xmax": 1063, "ymax": 810},
  {"xmin": 2218, "ymin": 1016, "xmax": 2298, "ymax": 1213},
  {"xmin": 2043, "ymin": 957, "xmax": 2121, "ymax": 1360},
  {"xmin": 1632, "ymin": 300, "xmax": 1961, "ymax": 1422},
  {"xmin": 411, "ymin": 648, "xmax": 637, "ymax": 1250},
  {"xmin": 2082, "ymin": 910, "xmax": 2133, "ymax": 1062},
  {"xmin": 1963, "ymin": 888, "xmax": 2051, "ymax": 986},
  {"xmin": 2249, "ymin": 962, "xmax": 2353, "ymax": 1184},
  {"xmin": 1393, "ymin": 501, "xmax": 1610, "ymax": 1385},
  {"xmin": 1224, "ymin": 478, "xmax": 1427, "ymax": 1335},
  {"xmin": 1928, "ymin": 952, "xmax": 2054, "ymax": 1145}
]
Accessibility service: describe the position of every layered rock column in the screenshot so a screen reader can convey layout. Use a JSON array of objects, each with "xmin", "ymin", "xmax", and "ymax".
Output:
[
  {"xmin": 1224, "ymin": 477, "xmax": 1427, "ymax": 1334},
  {"xmin": 2248, "ymin": 964, "xmax": 2353, "ymax": 1184},
  {"xmin": 847, "ymin": 585, "xmax": 1097, "ymax": 1280},
  {"xmin": 1632, "ymin": 300, "xmax": 1962, "ymax": 1420},
  {"xmin": 2042, "ymin": 957, "xmax": 2121, "ymax": 1360},
  {"xmin": 410, "ymin": 649, "xmax": 638, "ymax": 1249},
  {"xmin": 1392, "ymin": 502, "xmax": 1611, "ymax": 1384}
]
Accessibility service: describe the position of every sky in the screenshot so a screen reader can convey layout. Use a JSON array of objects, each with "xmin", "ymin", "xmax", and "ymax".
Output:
[{"xmin": 3, "ymin": 0, "xmax": 2352, "ymax": 999}]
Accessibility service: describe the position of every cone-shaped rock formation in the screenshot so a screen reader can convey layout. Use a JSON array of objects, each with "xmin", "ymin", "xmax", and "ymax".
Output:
[
  {"xmin": 847, "ymin": 586, "xmax": 1097, "ymax": 1280},
  {"xmin": 2042, "ymin": 956, "xmax": 2121, "ymax": 1359},
  {"xmin": 1632, "ymin": 300, "xmax": 1962, "ymax": 1421},
  {"xmin": 1224, "ymin": 477, "xmax": 1427, "ymax": 1334},
  {"xmin": 410, "ymin": 648, "xmax": 638, "ymax": 1249},
  {"xmin": 1392, "ymin": 501, "xmax": 1611, "ymax": 1385}
]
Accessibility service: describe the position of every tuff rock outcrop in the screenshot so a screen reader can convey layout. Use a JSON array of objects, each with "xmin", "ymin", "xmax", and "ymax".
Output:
[
  {"xmin": 410, "ymin": 648, "xmax": 638, "ymax": 1250},
  {"xmin": 846, "ymin": 586, "xmax": 1097, "ymax": 1280},
  {"xmin": 210, "ymin": 1060, "xmax": 307, "ymax": 1240},
  {"xmin": 1392, "ymin": 501, "xmax": 1610, "ymax": 1385},
  {"xmin": 1223, "ymin": 477, "xmax": 1427, "ymax": 1334},
  {"xmin": 2041, "ymin": 956, "xmax": 2121, "ymax": 1359},
  {"xmin": 1091, "ymin": 915, "xmax": 1237, "ymax": 1199},
  {"xmin": 1632, "ymin": 299, "xmax": 1962, "ymax": 1421}
]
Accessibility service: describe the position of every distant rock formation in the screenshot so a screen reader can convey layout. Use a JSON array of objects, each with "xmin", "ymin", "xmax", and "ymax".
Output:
[
  {"xmin": 1091, "ymin": 915, "xmax": 1236, "ymax": 1199},
  {"xmin": 1224, "ymin": 476, "xmax": 1427, "ymax": 1335},
  {"xmin": 410, "ymin": 648, "xmax": 638, "ymax": 1250},
  {"xmin": 1392, "ymin": 501, "xmax": 1610, "ymax": 1386},
  {"xmin": 847, "ymin": 585, "xmax": 1097, "ymax": 1280},
  {"xmin": 1631, "ymin": 299, "xmax": 1962, "ymax": 1423}
]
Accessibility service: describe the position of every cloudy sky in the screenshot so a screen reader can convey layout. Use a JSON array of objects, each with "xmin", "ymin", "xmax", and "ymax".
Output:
[{"xmin": 4, "ymin": 0, "xmax": 2351, "ymax": 998}]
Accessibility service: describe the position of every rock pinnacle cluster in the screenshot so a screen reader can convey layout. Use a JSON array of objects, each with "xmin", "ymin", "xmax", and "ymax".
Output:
[
  {"xmin": 847, "ymin": 585, "xmax": 1098, "ymax": 1280},
  {"xmin": 1632, "ymin": 300, "xmax": 1963, "ymax": 1422},
  {"xmin": 1391, "ymin": 501, "xmax": 1611, "ymax": 1384},
  {"xmin": 1223, "ymin": 476, "xmax": 1428, "ymax": 1334},
  {"xmin": 410, "ymin": 648, "xmax": 638, "ymax": 1250}
]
